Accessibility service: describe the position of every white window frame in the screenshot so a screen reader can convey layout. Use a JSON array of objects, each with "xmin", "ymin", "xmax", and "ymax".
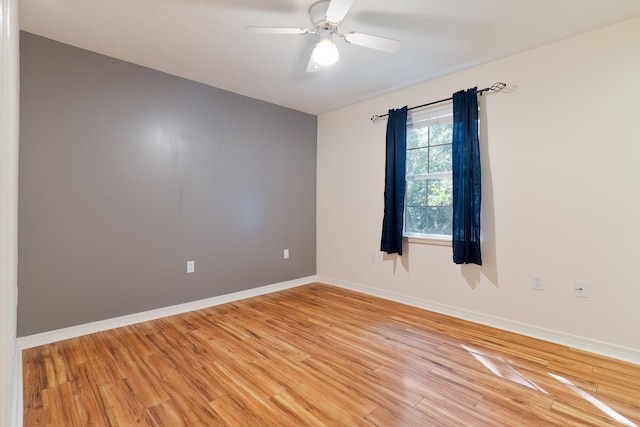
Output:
[{"xmin": 404, "ymin": 104, "xmax": 453, "ymax": 246}]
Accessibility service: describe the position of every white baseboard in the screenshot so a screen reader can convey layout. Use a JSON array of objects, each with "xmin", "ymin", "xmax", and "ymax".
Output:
[
  {"xmin": 318, "ymin": 275, "xmax": 640, "ymax": 366},
  {"xmin": 18, "ymin": 275, "xmax": 318, "ymax": 350},
  {"xmin": 18, "ymin": 273, "xmax": 640, "ymax": 366}
]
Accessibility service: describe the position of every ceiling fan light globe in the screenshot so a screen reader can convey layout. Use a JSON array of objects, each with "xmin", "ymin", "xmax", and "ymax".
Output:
[{"xmin": 312, "ymin": 39, "xmax": 339, "ymax": 65}]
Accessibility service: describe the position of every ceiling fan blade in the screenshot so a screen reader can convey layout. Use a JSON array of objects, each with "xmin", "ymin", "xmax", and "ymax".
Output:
[
  {"xmin": 344, "ymin": 31, "xmax": 402, "ymax": 53},
  {"xmin": 325, "ymin": 0, "xmax": 354, "ymax": 24},
  {"xmin": 245, "ymin": 26, "xmax": 310, "ymax": 35}
]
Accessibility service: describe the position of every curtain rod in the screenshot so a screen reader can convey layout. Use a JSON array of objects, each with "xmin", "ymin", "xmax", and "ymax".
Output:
[{"xmin": 370, "ymin": 82, "xmax": 506, "ymax": 123}]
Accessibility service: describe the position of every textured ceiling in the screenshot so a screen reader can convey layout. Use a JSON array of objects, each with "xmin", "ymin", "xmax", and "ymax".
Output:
[{"xmin": 19, "ymin": 0, "xmax": 640, "ymax": 115}]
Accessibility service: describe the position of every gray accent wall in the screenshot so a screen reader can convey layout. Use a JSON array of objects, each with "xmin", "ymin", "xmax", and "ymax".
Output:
[{"xmin": 18, "ymin": 32, "xmax": 317, "ymax": 336}]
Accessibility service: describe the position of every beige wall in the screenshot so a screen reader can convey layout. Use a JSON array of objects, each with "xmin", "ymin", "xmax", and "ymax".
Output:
[{"xmin": 317, "ymin": 17, "xmax": 640, "ymax": 353}]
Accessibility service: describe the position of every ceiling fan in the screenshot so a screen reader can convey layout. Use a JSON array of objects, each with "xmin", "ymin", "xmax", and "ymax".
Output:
[{"xmin": 245, "ymin": 0, "xmax": 402, "ymax": 73}]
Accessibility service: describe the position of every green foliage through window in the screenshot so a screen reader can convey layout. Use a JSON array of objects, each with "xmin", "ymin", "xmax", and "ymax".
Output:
[{"xmin": 404, "ymin": 107, "xmax": 453, "ymax": 237}]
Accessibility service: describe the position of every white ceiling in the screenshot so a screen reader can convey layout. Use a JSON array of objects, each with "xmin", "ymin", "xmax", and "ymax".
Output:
[{"xmin": 19, "ymin": 0, "xmax": 640, "ymax": 115}]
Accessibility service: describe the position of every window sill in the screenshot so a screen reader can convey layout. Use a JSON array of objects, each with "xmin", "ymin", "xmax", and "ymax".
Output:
[{"xmin": 406, "ymin": 235, "xmax": 452, "ymax": 247}]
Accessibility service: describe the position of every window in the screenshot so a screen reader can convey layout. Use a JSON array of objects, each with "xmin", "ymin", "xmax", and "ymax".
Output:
[{"xmin": 404, "ymin": 104, "xmax": 453, "ymax": 242}]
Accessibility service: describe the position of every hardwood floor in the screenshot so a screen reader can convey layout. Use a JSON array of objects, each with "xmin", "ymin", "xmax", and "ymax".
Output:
[{"xmin": 23, "ymin": 283, "xmax": 640, "ymax": 426}]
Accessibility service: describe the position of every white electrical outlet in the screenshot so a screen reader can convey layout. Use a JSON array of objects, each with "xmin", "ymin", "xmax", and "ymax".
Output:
[
  {"xmin": 531, "ymin": 274, "xmax": 544, "ymax": 290},
  {"xmin": 575, "ymin": 280, "xmax": 589, "ymax": 298},
  {"xmin": 370, "ymin": 253, "xmax": 377, "ymax": 263},
  {"xmin": 284, "ymin": 249, "xmax": 289, "ymax": 259},
  {"xmin": 187, "ymin": 260, "xmax": 195, "ymax": 273}
]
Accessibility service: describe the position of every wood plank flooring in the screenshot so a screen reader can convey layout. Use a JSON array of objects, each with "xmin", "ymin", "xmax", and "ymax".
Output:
[{"xmin": 23, "ymin": 283, "xmax": 640, "ymax": 426}]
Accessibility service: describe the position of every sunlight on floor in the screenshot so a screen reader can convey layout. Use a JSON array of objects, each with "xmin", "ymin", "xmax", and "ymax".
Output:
[
  {"xmin": 549, "ymin": 373, "xmax": 637, "ymax": 427},
  {"xmin": 460, "ymin": 343, "xmax": 637, "ymax": 426},
  {"xmin": 461, "ymin": 344, "xmax": 547, "ymax": 392}
]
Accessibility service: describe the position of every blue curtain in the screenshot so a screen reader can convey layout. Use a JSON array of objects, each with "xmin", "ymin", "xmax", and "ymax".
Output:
[
  {"xmin": 452, "ymin": 88, "xmax": 482, "ymax": 265},
  {"xmin": 380, "ymin": 106, "xmax": 408, "ymax": 255}
]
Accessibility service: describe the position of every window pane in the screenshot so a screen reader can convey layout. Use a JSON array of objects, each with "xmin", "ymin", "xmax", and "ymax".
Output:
[
  {"xmin": 427, "ymin": 178, "xmax": 452, "ymax": 207},
  {"xmin": 406, "ymin": 180, "xmax": 426, "ymax": 207},
  {"xmin": 427, "ymin": 207, "xmax": 452, "ymax": 235},
  {"xmin": 407, "ymin": 127, "xmax": 428, "ymax": 149},
  {"xmin": 429, "ymin": 123, "xmax": 453, "ymax": 146},
  {"xmin": 405, "ymin": 207, "xmax": 426, "ymax": 234},
  {"xmin": 406, "ymin": 148, "xmax": 428, "ymax": 175},
  {"xmin": 404, "ymin": 106, "xmax": 454, "ymax": 238},
  {"xmin": 428, "ymin": 145, "xmax": 452, "ymax": 174}
]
